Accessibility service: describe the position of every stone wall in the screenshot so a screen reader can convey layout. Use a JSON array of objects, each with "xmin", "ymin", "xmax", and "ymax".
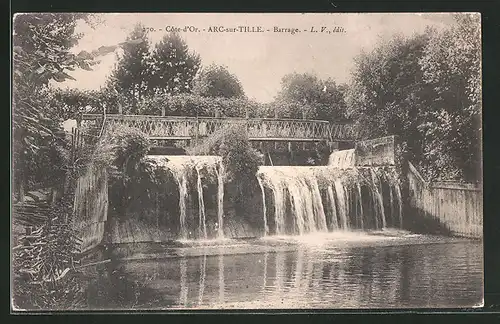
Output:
[{"xmin": 355, "ymin": 135, "xmax": 398, "ymax": 167}]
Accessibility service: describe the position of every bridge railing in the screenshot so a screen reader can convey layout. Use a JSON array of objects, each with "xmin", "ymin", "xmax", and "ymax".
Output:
[{"xmin": 81, "ymin": 114, "xmax": 358, "ymax": 141}]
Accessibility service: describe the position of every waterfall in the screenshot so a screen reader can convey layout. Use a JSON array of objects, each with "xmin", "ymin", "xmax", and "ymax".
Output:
[
  {"xmin": 327, "ymin": 185, "xmax": 338, "ymax": 230},
  {"xmin": 196, "ymin": 166, "xmax": 207, "ymax": 239},
  {"xmin": 395, "ymin": 180, "xmax": 403, "ymax": 228},
  {"xmin": 356, "ymin": 183, "xmax": 364, "ymax": 230},
  {"xmin": 311, "ymin": 178, "xmax": 328, "ymax": 231},
  {"xmin": 328, "ymin": 149, "xmax": 355, "ymax": 167},
  {"xmin": 257, "ymin": 177, "xmax": 269, "ymax": 236},
  {"xmin": 216, "ymin": 162, "xmax": 225, "ymax": 239},
  {"xmin": 176, "ymin": 169, "xmax": 189, "ymax": 239},
  {"xmin": 257, "ymin": 165, "xmax": 403, "ymax": 235},
  {"xmin": 148, "ymin": 155, "xmax": 224, "ymax": 240},
  {"xmin": 73, "ymin": 165, "xmax": 108, "ymax": 252},
  {"xmin": 333, "ymin": 178, "xmax": 349, "ymax": 230},
  {"xmin": 370, "ymin": 169, "xmax": 387, "ymax": 229},
  {"xmin": 264, "ymin": 174, "xmax": 286, "ymax": 235}
]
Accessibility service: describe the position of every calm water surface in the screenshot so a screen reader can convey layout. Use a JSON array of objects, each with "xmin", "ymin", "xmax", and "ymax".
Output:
[{"xmin": 84, "ymin": 231, "xmax": 483, "ymax": 309}]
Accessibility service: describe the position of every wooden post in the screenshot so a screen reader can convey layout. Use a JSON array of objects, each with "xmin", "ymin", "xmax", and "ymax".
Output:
[
  {"xmin": 70, "ymin": 128, "xmax": 75, "ymax": 165},
  {"xmin": 195, "ymin": 115, "xmax": 199, "ymax": 145},
  {"xmin": 76, "ymin": 111, "xmax": 82, "ymax": 128}
]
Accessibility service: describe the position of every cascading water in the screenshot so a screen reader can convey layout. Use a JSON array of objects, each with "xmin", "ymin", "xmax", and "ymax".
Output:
[
  {"xmin": 326, "ymin": 185, "xmax": 338, "ymax": 230},
  {"xmin": 196, "ymin": 166, "xmax": 207, "ymax": 239},
  {"xmin": 148, "ymin": 155, "xmax": 225, "ymax": 240},
  {"xmin": 328, "ymin": 149, "xmax": 355, "ymax": 167},
  {"xmin": 216, "ymin": 162, "xmax": 225, "ymax": 239},
  {"xmin": 333, "ymin": 178, "xmax": 349, "ymax": 230},
  {"xmin": 257, "ymin": 178, "xmax": 269, "ymax": 236},
  {"xmin": 257, "ymin": 163, "xmax": 403, "ymax": 236},
  {"xmin": 370, "ymin": 168, "xmax": 387, "ymax": 229}
]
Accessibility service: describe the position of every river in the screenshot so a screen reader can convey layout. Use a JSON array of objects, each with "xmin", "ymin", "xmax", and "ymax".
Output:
[{"xmin": 82, "ymin": 230, "xmax": 482, "ymax": 310}]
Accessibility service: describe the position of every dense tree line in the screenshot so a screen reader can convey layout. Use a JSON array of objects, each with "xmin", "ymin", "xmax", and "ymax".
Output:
[
  {"xmin": 347, "ymin": 14, "xmax": 481, "ymax": 182},
  {"xmin": 270, "ymin": 72, "xmax": 349, "ymax": 121}
]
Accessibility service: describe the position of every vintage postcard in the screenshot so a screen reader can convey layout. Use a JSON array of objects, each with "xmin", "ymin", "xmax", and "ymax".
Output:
[{"xmin": 11, "ymin": 12, "xmax": 483, "ymax": 311}]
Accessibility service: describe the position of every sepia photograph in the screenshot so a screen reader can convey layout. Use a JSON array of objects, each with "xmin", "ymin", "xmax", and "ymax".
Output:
[{"xmin": 11, "ymin": 12, "xmax": 483, "ymax": 311}]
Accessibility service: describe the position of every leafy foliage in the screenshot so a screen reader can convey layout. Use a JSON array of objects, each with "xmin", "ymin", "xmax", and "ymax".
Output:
[
  {"xmin": 106, "ymin": 29, "xmax": 201, "ymax": 113},
  {"xmin": 347, "ymin": 14, "xmax": 481, "ymax": 182},
  {"xmin": 347, "ymin": 33, "xmax": 432, "ymax": 159},
  {"xmin": 50, "ymin": 87, "xmax": 122, "ymax": 119},
  {"xmin": 216, "ymin": 127, "xmax": 263, "ymax": 184},
  {"xmin": 88, "ymin": 125, "xmax": 167, "ymax": 219},
  {"xmin": 12, "ymin": 13, "xmax": 94, "ymax": 197},
  {"xmin": 90, "ymin": 125, "xmax": 150, "ymax": 170},
  {"xmin": 148, "ymin": 32, "xmax": 201, "ymax": 95},
  {"xmin": 12, "ymin": 13, "xmax": 144, "ymax": 196},
  {"xmin": 417, "ymin": 14, "xmax": 481, "ymax": 181},
  {"xmin": 271, "ymin": 72, "xmax": 349, "ymax": 121},
  {"xmin": 108, "ymin": 23, "xmax": 151, "ymax": 109},
  {"xmin": 188, "ymin": 125, "xmax": 264, "ymax": 223},
  {"xmin": 217, "ymin": 128, "xmax": 264, "ymax": 223},
  {"xmin": 136, "ymin": 92, "xmax": 266, "ymax": 117},
  {"xmin": 193, "ymin": 64, "xmax": 245, "ymax": 99}
]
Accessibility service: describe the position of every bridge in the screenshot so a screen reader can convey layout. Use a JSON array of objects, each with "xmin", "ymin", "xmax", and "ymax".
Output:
[{"xmin": 80, "ymin": 114, "xmax": 360, "ymax": 144}]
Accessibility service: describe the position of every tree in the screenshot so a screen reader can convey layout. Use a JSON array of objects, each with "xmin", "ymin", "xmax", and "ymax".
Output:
[
  {"xmin": 417, "ymin": 14, "xmax": 481, "ymax": 182},
  {"xmin": 347, "ymin": 14, "xmax": 481, "ymax": 182},
  {"xmin": 108, "ymin": 23, "xmax": 151, "ymax": 111},
  {"xmin": 193, "ymin": 64, "xmax": 245, "ymax": 99},
  {"xmin": 348, "ymin": 33, "xmax": 433, "ymax": 165},
  {"xmin": 272, "ymin": 72, "xmax": 348, "ymax": 120},
  {"xmin": 13, "ymin": 13, "xmax": 143, "ymax": 197},
  {"xmin": 12, "ymin": 13, "xmax": 96, "ymax": 198},
  {"xmin": 148, "ymin": 33, "xmax": 201, "ymax": 95},
  {"xmin": 312, "ymin": 79, "xmax": 349, "ymax": 122}
]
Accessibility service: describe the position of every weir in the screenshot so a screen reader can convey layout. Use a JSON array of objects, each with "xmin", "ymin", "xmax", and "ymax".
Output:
[
  {"xmin": 328, "ymin": 149, "xmax": 355, "ymax": 167},
  {"xmin": 256, "ymin": 163, "xmax": 403, "ymax": 236},
  {"xmin": 147, "ymin": 155, "xmax": 225, "ymax": 240}
]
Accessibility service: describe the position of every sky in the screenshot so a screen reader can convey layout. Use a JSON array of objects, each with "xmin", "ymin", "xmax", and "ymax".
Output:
[{"xmin": 57, "ymin": 13, "xmax": 458, "ymax": 103}]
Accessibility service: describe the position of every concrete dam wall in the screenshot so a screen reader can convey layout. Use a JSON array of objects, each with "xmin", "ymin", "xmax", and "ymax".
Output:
[{"xmin": 407, "ymin": 162, "xmax": 482, "ymax": 239}]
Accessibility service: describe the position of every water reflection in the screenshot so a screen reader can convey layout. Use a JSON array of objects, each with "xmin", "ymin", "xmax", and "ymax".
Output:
[
  {"xmin": 218, "ymin": 254, "xmax": 224, "ymax": 304},
  {"xmin": 179, "ymin": 258, "xmax": 188, "ymax": 306},
  {"xmin": 198, "ymin": 254, "xmax": 206, "ymax": 305},
  {"xmin": 85, "ymin": 239, "xmax": 482, "ymax": 309}
]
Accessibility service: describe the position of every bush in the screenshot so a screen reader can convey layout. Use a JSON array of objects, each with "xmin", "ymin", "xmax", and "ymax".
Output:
[
  {"xmin": 12, "ymin": 196, "xmax": 85, "ymax": 310},
  {"xmin": 136, "ymin": 93, "xmax": 268, "ymax": 118},
  {"xmin": 91, "ymin": 125, "xmax": 150, "ymax": 170},
  {"xmin": 189, "ymin": 125, "xmax": 264, "ymax": 225},
  {"xmin": 88, "ymin": 125, "xmax": 154, "ymax": 218}
]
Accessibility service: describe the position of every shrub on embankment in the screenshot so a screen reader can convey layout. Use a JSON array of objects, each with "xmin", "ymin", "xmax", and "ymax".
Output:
[
  {"xmin": 90, "ymin": 125, "xmax": 180, "ymax": 228},
  {"xmin": 188, "ymin": 125, "xmax": 265, "ymax": 228}
]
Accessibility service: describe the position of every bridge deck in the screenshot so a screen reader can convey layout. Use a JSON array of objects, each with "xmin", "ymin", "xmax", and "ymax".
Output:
[{"xmin": 80, "ymin": 114, "xmax": 358, "ymax": 142}]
